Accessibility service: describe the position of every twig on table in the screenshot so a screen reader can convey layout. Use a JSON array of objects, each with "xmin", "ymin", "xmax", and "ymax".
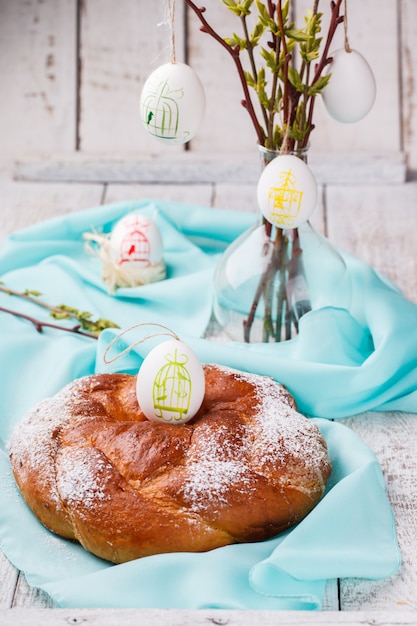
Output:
[
  {"xmin": 0, "ymin": 283, "xmax": 119, "ymax": 336},
  {"xmin": 0, "ymin": 306, "xmax": 98, "ymax": 339}
]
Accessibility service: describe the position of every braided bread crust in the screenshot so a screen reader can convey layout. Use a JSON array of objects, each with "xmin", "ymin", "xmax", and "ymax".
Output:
[{"xmin": 9, "ymin": 365, "xmax": 331, "ymax": 564}]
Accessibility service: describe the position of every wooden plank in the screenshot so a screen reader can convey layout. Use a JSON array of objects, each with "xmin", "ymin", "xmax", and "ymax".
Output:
[
  {"xmin": 0, "ymin": 177, "xmax": 104, "ymax": 245},
  {"xmin": 0, "ymin": 0, "xmax": 77, "ymax": 167},
  {"xmin": 1, "ymin": 608, "xmax": 417, "ymax": 626},
  {"xmin": 78, "ymin": 0, "xmax": 185, "ymax": 156},
  {"xmin": 0, "ymin": 0, "xmax": 410, "ymax": 172},
  {"xmin": 296, "ymin": 0, "xmax": 401, "ymax": 154},
  {"xmin": 11, "ymin": 574, "xmax": 55, "ymax": 609},
  {"xmin": 339, "ymin": 412, "xmax": 417, "ymax": 612},
  {"xmin": 400, "ymin": 0, "xmax": 417, "ymax": 172},
  {"xmin": 104, "ymin": 183, "xmax": 213, "ymax": 207},
  {"xmin": 325, "ymin": 182, "xmax": 417, "ymax": 303},
  {"xmin": 186, "ymin": 1, "xmax": 256, "ymax": 153},
  {"xmin": 0, "ymin": 553, "xmax": 19, "ymax": 609},
  {"xmin": 14, "ymin": 151, "xmax": 406, "ymax": 184}
]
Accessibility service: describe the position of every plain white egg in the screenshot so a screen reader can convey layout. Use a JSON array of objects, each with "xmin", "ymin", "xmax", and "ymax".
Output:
[
  {"xmin": 110, "ymin": 213, "xmax": 163, "ymax": 267},
  {"xmin": 322, "ymin": 48, "xmax": 376, "ymax": 123},
  {"xmin": 140, "ymin": 62, "xmax": 205, "ymax": 145},
  {"xmin": 136, "ymin": 339, "xmax": 205, "ymax": 424},
  {"xmin": 257, "ymin": 154, "xmax": 318, "ymax": 229}
]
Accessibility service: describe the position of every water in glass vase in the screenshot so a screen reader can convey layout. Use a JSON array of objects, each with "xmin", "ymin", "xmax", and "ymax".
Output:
[
  {"xmin": 213, "ymin": 219, "xmax": 313, "ymax": 342},
  {"xmin": 213, "ymin": 218, "xmax": 351, "ymax": 343},
  {"xmin": 213, "ymin": 147, "xmax": 350, "ymax": 343}
]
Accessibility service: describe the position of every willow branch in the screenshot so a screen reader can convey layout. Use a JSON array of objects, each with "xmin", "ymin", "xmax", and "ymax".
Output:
[
  {"xmin": 0, "ymin": 306, "xmax": 98, "ymax": 339},
  {"xmin": 184, "ymin": 0, "xmax": 265, "ymax": 145},
  {"xmin": 0, "ymin": 284, "xmax": 78, "ymax": 319},
  {"xmin": 241, "ymin": 14, "xmax": 269, "ymax": 133},
  {"xmin": 312, "ymin": 0, "xmax": 345, "ymax": 85},
  {"xmin": 266, "ymin": 1, "xmax": 281, "ymax": 146},
  {"xmin": 302, "ymin": 0, "xmax": 344, "ymax": 147},
  {"xmin": 276, "ymin": 1, "xmax": 290, "ymax": 125}
]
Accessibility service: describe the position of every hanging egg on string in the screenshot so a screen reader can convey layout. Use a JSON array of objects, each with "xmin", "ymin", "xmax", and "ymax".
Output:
[
  {"xmin": 136, "ymin": 339, "xmax": 205, "ymax": 424},
  {"xmin": 140, "ymin": 62, "xmax": 205, "ymax": 145},
  {"xmin": 110, "ymin": 213, "xmax": 164, "ymax": 268},
  {"xmin": 257, "ymin": 154, "xmax": 318, "ymax": 229},
  {"xmin": 322, "ymin": 49, "xmax": 376, "ymax": 123}
]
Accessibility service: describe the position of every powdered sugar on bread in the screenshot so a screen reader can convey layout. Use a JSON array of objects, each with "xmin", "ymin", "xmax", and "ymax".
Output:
[{"xmin": 9, "ymin": 364, "xmax": 331, "ymax": 563}]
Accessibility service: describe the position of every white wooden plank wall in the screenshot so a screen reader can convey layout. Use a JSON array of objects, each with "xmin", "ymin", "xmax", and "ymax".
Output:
[
  {"xmin": 0, "ymin": 0, "xmax": 416, "ymax": 171},
  {"xmin": 0, "ymin": 0, "xmax": 77, "ymax": 164},
  {"xmin": 78, "ymin": 0, "xmax": 185, "ymax": 155}
]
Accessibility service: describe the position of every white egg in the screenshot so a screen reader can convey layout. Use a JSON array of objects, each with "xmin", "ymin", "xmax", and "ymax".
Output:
[
  {"xmin": 257, "ymin": 154, "xmax": 318, "ymax": 229},
  {"xmin": 110, "ymin": 213, "xmax": 163, "ymax": 267},
  {"xmin": 140, "ymin": 62, "xmax": 205, "ymax": 145},
  {"xmin": 322, "ymin": 49, "xmax": 376, "ymax": 123},
  {"xmin": 136, "ymin": 339, "xmax": 205, "ymax": 424}
]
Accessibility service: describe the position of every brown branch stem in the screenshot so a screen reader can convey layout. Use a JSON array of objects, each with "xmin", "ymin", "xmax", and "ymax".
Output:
[
  {"xmin": 0, "ymin": 284, "xmax": 78, "ymax": 319},
  {"xmin": 276, "ymin": 1, "xmax": 290, "ymax": 125},
  {"xmin": 0, "ymin": 306, "xmax": 98, "ymax": 339},
  {"xmin": 184, "ymin": 0, "xmax": 265, "ymax": 145},
  {"xmin": 240, "ymin": 14, "xmax": 270, "ymax": 133},
  {"xmin": 302, "ymin": 0, "xmax": 344, "ymax": 148}
]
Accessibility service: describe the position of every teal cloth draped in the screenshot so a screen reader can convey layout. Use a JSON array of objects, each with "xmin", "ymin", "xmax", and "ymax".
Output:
[{"xmin": 0, "ymin": 199, "xmax": 406, "ymax": 609}]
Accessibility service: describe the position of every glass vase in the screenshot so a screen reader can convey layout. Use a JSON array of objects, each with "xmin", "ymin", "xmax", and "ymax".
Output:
[{"xmin": 212, "ymin": 146, "xmax": 350, "ymax": 343}]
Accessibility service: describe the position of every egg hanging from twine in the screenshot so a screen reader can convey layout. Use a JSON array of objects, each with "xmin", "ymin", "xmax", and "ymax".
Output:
[
  {"xmin": 322, "ymin": 48, "xmax": 376, "ymax": 123},
  {"xmin": 139, "ymin": 0, "xmax": 205, "ymax": 145},
  {"xmin": 103, "ymin": 323, "xmax": 205, "ymax": 424},
  {"xmin": 257, "ymin": 154, "xmax": 318, "ymax": 229},
  {"xmin": 140, "ymin": 62, "xmax": 206, "ymax": 145},
  {"xmin": 83, "ymin": 213, "xmax": 166, "ymax": 293}
]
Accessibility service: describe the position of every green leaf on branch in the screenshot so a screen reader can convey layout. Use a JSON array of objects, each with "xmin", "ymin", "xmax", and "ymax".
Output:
[
  {"xmin": 224, "ymin": 33, "xmax": 248, "ymax": 49},
  {"xmin": 255, "ymin": 0, "xmax": 279, "ymax": 34},
  {"xmin": 244, "ymin": 70, "xmax": 256, "ymax": 88},
  {"xmin": 221, "ymin": 0, "xmax": 253, "ymax": 17},
  {"xmin": 77, "ymin": 317, "xmax": 119, "ymax": 335},
  {"xmin": 52, "ymin": 304, "xmax": 119, "ymax": 336},
  {"xmin": 24, "ymin": 289, "xmax": 43, "ymax": 297},
  {"xmin": 0, "ymin": 282, "xmax": 119, "ymax": 338},
  {"xmin": 300, "ymin": 11, "xmax": 323, "ymax": 63},
  {"xmin": 307, "ymin": 74, "xmax": 331, "ymax": 96},
  {"xmin": 260, "ymin": 47, "xmax": 279, "ymax": 74},
  {"xmin": 249, "ymin": 21, "xmax": 266, "ymax": 46},
  {"xmin": 285, "ymin": 28, "xmax": 311, "ymax": 43},
  {"xmin": 287, "ymin": 66, "xmax": 304, "ymax": 92}
]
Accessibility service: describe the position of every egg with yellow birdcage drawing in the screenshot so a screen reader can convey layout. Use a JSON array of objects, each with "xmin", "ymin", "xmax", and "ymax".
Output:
[
  {"xmin": 136, "ymin": 339, "xmax": 205, "ymax": 424},
  {"xmin": 257, "ymin": 154, "xmax": 318, "ymax": 229}
]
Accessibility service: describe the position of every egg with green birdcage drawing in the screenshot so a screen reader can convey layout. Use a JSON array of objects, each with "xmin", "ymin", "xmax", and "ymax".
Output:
[
  {"xmin": 140, "ymin": 62, "xmax": 205, "ymax": 145},
  {"xmin": 136, "ymin": 339, "xmax": 205, "ymax": 424}
]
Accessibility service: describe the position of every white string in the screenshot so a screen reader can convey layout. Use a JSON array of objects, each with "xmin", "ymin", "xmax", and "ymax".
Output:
[
  {"xmin": 167, "ymin": 0, "xmax": 177, "ymax": 64},
  {"xmin": 103, "ymin": 322, "xmax": 180, "ymax": 365},
  {"xmin": 343, "ymin": 0, "xmax": 351, "ymax": 53}
]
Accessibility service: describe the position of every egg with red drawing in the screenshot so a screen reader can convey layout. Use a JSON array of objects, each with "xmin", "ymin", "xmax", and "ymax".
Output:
[
  {"xmin": 136, "ymin": 339, "xmax": 205, "ymax": 424},
  {"xmin": 322, "ymin": 48, "xmax": 376, "ymax": 123},
  {"xmin": 140, "ymin": 62, "xmax": 205, "ymax": 145},
  {"xmin": 110, "ymin": 213, "xmax": 163, "ymax": 269}
]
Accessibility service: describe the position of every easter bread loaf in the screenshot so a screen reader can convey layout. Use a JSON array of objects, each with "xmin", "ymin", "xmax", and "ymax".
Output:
[{"xmin": 9, "ymin": 364, "xmax": 331, "ymax": 564}]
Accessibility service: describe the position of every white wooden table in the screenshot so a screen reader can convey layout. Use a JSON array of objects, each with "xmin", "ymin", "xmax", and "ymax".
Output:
[{"xmin": 1, "ymin": 157, "xmax": 417, "ymax": 625}]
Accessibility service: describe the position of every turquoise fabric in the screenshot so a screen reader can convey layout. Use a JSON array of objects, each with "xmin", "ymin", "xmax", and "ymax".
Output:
[
  {"xmin": 0, "ymin": 199, "xmax": 406, "ymax": 609},
  {"xmin": 0, "ymin": 418, "xmax": 400, "ymax": 609}
]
